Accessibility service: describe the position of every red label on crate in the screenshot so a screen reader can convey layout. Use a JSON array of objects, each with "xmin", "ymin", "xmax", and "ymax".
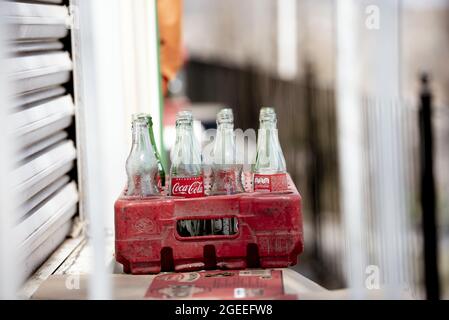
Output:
[
  {"xmin": 171, "ymin": 176, "xmax": 205, "ymax": 198},
  {"xmin": 145, "ymin": 270, "xmax": 287, "ymax": 299},
  {"xmin": 254, "ymin": 173, "xmax": 288, "ymax": 192}
]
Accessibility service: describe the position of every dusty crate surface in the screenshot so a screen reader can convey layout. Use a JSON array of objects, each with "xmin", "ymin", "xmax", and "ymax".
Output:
[{"xmin": 115, "ymin": 174, "xmax": 303, "ymax": 274}]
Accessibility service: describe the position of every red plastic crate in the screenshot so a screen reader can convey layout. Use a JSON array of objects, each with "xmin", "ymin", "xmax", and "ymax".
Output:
[{"xmin": 114, "ymin": 174, "xmax": 303, "ymax": 274}]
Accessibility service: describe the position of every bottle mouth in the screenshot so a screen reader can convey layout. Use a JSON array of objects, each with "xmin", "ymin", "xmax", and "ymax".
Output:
[
  {"xmin": 259, "ymin": 107, "xmax": 277, "ymax": 122},
  {"xmin": 132, "ymin": 113, "xmax": 153, "ymax": 126},
  {"xmin": 176, "ymin": 110, "xmax": 193, "ymax": 125},
  {"xmin": 132, "ymin": 118, "xmax": 148, "ymax": 128},
  {"xmin": 217, "ymin": 108, "xmax": 234, "ymax": 124}
]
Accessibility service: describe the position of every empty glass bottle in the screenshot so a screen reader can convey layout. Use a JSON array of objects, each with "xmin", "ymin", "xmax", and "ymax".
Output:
[
  {"xmin": 125, "ymin": 117, "xmax": 159, "ymax": 197},
  {"xmin": 170, "ymin": 111, "xmax": 204, "ymax": 237},
  {"xmin": 211, "ymin": 108, "xmax": 244, "ymax": 195},
  {"xmin": 132, "ymin": 113, "xmax": 166, "ymax": 192},
  {"xmin": 169, "ymin": 110, "xmax": 204, "ymax": 198},
  {"xmin": 253, "ymin": 107, "xmax": 288, "ymax": 192}
]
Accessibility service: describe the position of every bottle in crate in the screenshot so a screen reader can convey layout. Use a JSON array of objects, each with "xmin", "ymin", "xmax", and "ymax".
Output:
[
  {"xmin": 253, "ymin": 107, "xmax": 288, "ymax": 192},
  {"xmin": 169, "ymin": 110, "xmax": 204, "ymax": 198},
  {"xmin": 125, "ymin": 116, "xmax": 159, "ymax": 197},
  {"xmin": 170, "ymin": 111, "xmax": 205, "ymax": 237},
  {"xmin": 132, "ymin": 113, "xmax": 166, "ymax": 192},
  {"xmin": 211, "ymin": 108, "xmax": 245, "ymax": 196}
]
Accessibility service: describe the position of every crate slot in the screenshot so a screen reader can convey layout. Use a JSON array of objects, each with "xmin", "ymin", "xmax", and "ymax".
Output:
[
  {"xmin": 203, "ymin": 245, "xmax": 217, "ymax": 270},
  {"xmin": 246, "ymin": 243, "xmax": 261, "ymax": 268},
  {"xmin": 160, "ymin": 247, "xmax": 175, "ymax": 272}
]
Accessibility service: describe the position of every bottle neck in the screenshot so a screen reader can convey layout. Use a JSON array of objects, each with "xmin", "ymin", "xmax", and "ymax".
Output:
[
  {"xmin": 172, "ymin": 122, "xmax": 202, "ymax": 173},
  {"xmin": 214, "ymin": 122, "xmax": 236, "ymax": 165},
  {"xmin": 255, "ymin": 119, "xmax": 286, "ymax": 173},
  {"xmin": 175, "ymin": 123, "xmax": 194, "ymax": 141},
  {"xmin": 216, "ymin": 122, "xmax": 234, "ymax": 138},
  {"xmin": 132, "ymin": 123, "xmax": 152, "ymax": 151},
  {"xmin": 257, "ymin": 125, "xmax": 280, "ymax": 151},
  {"xmin": 260, "ymin": 119, "xmax": 277, "ymax": 130},
  {"xmin": 258, "ymin": 120, "xmax": 279, "ymax": 145}
]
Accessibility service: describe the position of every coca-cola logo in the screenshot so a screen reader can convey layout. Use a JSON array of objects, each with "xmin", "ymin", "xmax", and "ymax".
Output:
[
  {"xmin": 173, "ymin": 181, "xmax": 203, "ymax": 195},
  {"xmin": 171, "ymin": 177, "xmax": 205, "ymax": 198}
]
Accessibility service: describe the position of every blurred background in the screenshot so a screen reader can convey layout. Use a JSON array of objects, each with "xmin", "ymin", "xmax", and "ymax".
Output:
[{"xmin": 0, "ymin": 0, "xmax": 448, "ymax": 299}]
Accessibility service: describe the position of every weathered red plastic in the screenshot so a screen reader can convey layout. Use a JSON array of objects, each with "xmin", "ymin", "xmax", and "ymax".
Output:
[{"xmin": 114, "ymin": 175, "xmax": 303, "ymax": 274}]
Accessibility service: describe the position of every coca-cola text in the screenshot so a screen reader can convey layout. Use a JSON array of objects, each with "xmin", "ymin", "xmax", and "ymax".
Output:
[{"xmin": 171, "ymin": 176, "xmax": 205, "ymax": 198}]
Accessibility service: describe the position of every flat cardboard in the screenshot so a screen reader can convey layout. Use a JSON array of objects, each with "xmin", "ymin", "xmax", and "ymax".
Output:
[{"xmin": 32, "ymin": 269, "xmax": 327, "ymax": 300}]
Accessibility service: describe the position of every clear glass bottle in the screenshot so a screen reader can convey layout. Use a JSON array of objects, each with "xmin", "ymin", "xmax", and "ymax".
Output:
[
  {"xmin": 253, "ymin": 107, "xmax": 288, "ymax": 192},
  {"xmin": 132, "ymin": 113, "xmax": 166, "ymax": 192},
  {"xmin": 125, "ymin": 117, "xmax": 159, "ymax": 197},
  {"xmin": 211, "ymin": 108, "xmax": 244, "ymax": 195},
  {"xmin": 169, "ymin": 110, "xmax": 204, "ymax": 198}
]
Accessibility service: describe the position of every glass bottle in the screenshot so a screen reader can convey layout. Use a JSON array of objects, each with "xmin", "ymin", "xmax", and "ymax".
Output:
[
  {"xmin": 211, "ymin": 108, "xmax": 244, "ymax": 195},
  {"xmin": 125, "ymin": 117, "xmax": 159, "ymax": 197},
  {"xmin": 253, "ymin": 107, "xmax": 288, "ymax": 192},
  {"xmin": 132, "ymin": 113, "xmax": 166, "ymax": 192},
  {"xmin": 169, "ymin": 110, "xmax": 204, "ymax": 198}
]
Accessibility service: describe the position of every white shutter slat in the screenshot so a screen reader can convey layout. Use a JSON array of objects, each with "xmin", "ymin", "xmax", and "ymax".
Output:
[
  {"xmin": 8, "ymin": 52, "xmax": 72, "ymax": 95},
  {"xmin": 12, "ymin": 94, "xmax": 74, "ymax": 148},
  {"xmin": 18, "ymin": 175, "xmax": 70, "ymax": 220},
  {"xmin": 16, "ymin": 182, "xmax": 78, "ymax": 245},
  {"xmin": 12, "ymin": 95, "xmax": 73, "ymax": 130},
  {"xmin": 13, "ymin": 140, "xmax": 76, "ymax": 203},
  {"xmin": 3, "ymin": 2, "xmax": 69, "ymax": 41},
  {"xmin": 22, "ymin": 219, "xmax": 72, "ymax": 279},
  {"xmin": 13, "ymin": 86, "xmax": 66, "ymax": 109},
  {"xmin": 17, "ymin": 131, "xmax": 68, "ymax": 162},
  {"xmin": 9, "ymin": 52, "xmax": 72, "ymax": 80},
  {"xmin": 9, "ymin": 41, "xmax": 64, "ymax": 54}
]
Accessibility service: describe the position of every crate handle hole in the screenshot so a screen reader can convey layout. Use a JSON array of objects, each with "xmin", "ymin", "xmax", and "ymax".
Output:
[
  {"xmin": 203, "ymin": 245, "xmax": 217, "ymax": 269},
  {"xmin": 160, "ymin": 247, "xmax": 174, "ymax": 271},
  {"xmin": 176, "ymin": 217, "xmax": 238, "ymax": 237},
  {"xmin": 246, "ymin": 243, "xmax": 260, "ymax": 268}
]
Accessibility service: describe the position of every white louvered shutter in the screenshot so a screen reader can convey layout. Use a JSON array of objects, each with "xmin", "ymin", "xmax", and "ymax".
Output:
[{"xmin": 4, "ymin": 0, "xmax": 79, "ymax": 278}]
